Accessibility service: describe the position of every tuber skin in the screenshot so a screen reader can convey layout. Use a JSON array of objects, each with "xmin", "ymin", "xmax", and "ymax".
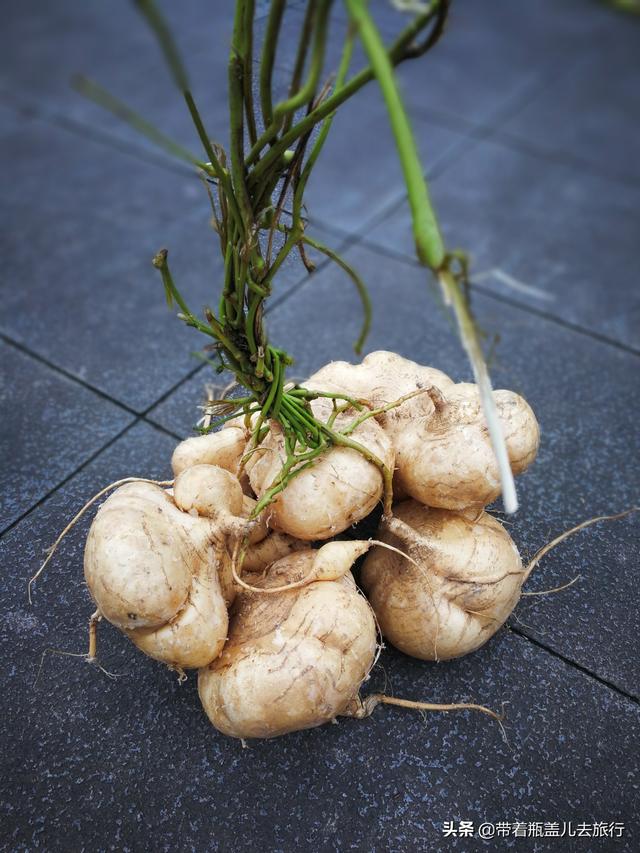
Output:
[
  {"xmin": 307, "ymin": 351, "xmax": 539, "ymax": 511},
  {"xmin": 308, "ymin": 350, "xmax": 454, "ymax": 423},
  {"xmin": 84, "ymin": 466, "xmax": 250, "ymax": 669},
  {"xmin": 198, "ymin": 541, "xmax": 377, "ymax": 738},
  {"xmin": 393, "ymin": 382, "xmax": 539, "ymax": 511},
  {"xmin": 241, "ymin": 529, "xmax": 307, "ymax": 572},
  {"xmin": 171, "ymin": 427, "xmax": 247, "ymax": 478},
  {"xmin": 245, "ymin": 398, "xmax": 394, "ymax": 540},
  {"xmin": 172, "ymin": 427, "xmax": 254, "ymax": 496},
  {"xmin": 361, "ymin": 500, "xmax": 525, "ymax": 661}
]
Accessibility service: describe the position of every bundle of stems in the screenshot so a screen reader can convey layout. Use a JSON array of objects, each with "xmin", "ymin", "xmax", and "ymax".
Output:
[{"xmin": 77, "ymin": 0, "xmax": 519, "ymax": 515}]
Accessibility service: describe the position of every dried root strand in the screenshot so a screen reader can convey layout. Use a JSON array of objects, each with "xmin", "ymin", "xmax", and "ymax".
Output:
[
  {"xmin": 346, "ymin": 693, "xmax": 504, "ymax": 723},
  {"xmin": 87, "ymin": 608, "xmax": 101, "ymax": 662},
  {"xmin": 523, "ymin": 506, "xmax": 639, "ymax": 583},
  {"xmin": 28, "ymin": 477, "xmax": 174, "ymax": 603},
  {"xmin": 34, "ymin": 607, "xmax": 118, "ymax": 687},
  {"xmin": 521, "ymin": 575, "xmax": 581, "ymax": 597}
]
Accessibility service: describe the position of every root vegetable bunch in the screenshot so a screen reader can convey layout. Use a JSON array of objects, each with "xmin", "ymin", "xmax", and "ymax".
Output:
[
  {"xmin": 35, "ymin": 347, "xmax": 549, "ymax": 739},
  {"xmin": 32, "ymin": 2, "xmax": 635, "ymax": 742}
]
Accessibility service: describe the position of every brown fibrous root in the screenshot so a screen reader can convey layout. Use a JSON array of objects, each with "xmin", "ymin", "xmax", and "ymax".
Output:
[{"xmin": 345, "ymin": 693, "xmax": 505, "ymax": 723}]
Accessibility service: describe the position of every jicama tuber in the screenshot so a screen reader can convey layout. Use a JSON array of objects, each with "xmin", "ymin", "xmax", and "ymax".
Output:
[
  {"xmin": 361, "ymin": 500, "xmax": 525, "ymax": 660},
  {"xmin": 307, "ymin": 351, "xmax": 539, "ymax": 511},
  {"xmin": 84, "ymin": 465, "xmax": 249, "ymax": 669},
  {"xmin": 198, "ymin": 541, "xmax": 377, "ymax": 738},
  {"xmin": 245, "ymin": 398, "xmax": 394, "ymax": 540},
  {"xmin": 171, "ymin": 427, "xmax": 247, "ymax": 477},
  {"xmin": 172, "ymin": 427, "xmax": 253, "ymax": 495}
]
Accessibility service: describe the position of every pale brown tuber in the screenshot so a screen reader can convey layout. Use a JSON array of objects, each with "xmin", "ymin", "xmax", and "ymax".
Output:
[
  {"xmin": 84, "ymin": 465, "xmax": 250, "ymax": 669},
  {"xmin": 198, "ymin": 541, "xmax": 377, "ymax": 738},
  {"xmin": 245, "ymin": 398, "xmax": 394, "ymax": 540},
  {"xmin": 361, "ymin": 500, "xmax": 525, "ymax": 660},
  {"xmin": 306, "ymin": 351, "xmax": 539, "ymax": 511}
]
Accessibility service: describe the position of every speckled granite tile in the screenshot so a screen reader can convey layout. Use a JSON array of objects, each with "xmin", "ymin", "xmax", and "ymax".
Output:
[
  {"xmin": 264, "ymin": 243, "xmax": 640, "ymax": 697},
  {"xmin": 362, "ymin": 136, "xmax": 640, "ymax": 351},
  {"xmin": 0, "ymin": 421, "xmax": 638, "ymax": 850},
  {"xmin": 302, "ymin": 84, "xmax": 466, "ymax": 236},
  {"xmin": 0, "ymin": 339, "xmax": 133, "ymax": 531},
  {"xmin": 0, "ymin": 117, "xmax": 228, "ymax": 412},
  {"xmin": 0, "ymin": 1, "xmax": 238, "ymax": 156},
  {"xmin": 498, "ymin": 14, "xmax": 640, "ymax": 187}
]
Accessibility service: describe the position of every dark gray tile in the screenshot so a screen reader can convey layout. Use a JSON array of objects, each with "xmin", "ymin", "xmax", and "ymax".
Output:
[
  {"xmin": 0, "ymin": 100, "xmax": 32, "ymax": 140},
  {"xmin": 0, "ymin": 339, "xmax": 133, "ymax": 531},
  {"xmin": 264, "ymin": 243, "xmax": 640, "ymax": 696},
  {"xmin": 0, "ymin": 424, "xmax": 637, "ymax": 848},
  {"xmin": 363, "ymin": 137, "xmax": 640, "ymax": 351},
  {"xmin": 1, "ymin": 118, "xmax": 229, "ymax": 411},
  {"xmin": 382, "ymin": 0, "xmax": 623, "ymax": 129},
  {"xmin": 0, "ymin": 1, "xmax": 236, "ymax": 157},
  {"xmin": 303, "ymin": 84, "xmax": 466, "ymax": 235},
  {"xmin": 499, "ymin": 26, "xmax": 640, "ymax": 187}
]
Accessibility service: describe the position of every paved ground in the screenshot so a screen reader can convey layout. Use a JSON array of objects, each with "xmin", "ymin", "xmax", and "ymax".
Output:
[{"xmin": 1, "ymin": 1, "xmax": 639, "ymax": 851}]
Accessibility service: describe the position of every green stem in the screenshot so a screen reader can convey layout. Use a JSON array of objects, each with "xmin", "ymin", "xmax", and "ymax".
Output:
[
  {"xmin": 229, "ymin": 0, "xmax": 254, "ymax": 232},
  {"xmin": 344, "ymin": 0, "xmax": 444, "ymax": 268},
  {"xmin": 301, "ymin": 235, "xmax": 371, "ymax": 354},
  {"xmin": 273, "ymin": 0, "xmax": 331, "ymax": 120},
  {"xmin": 282, "ymin": 1, "xmax": 317, "ymax": 134},
  {"xmin": 346, "ymin": 0, "xmax": 517, "ymax": 512},
  {"xmin": 248, "ymin": 2, "xmax": 442, "ymax": 182},
  {"xmin": 259, "ymin": 0, "xmax": 286, "ymax": 131},
  {"xmin": 242, "ymin": 0, "xmax": 258, "ymax": 147}
]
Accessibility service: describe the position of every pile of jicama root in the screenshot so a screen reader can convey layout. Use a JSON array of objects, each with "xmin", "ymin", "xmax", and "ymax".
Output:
[{"xmin": 65, "ymin": 349, "xmax": 546, "ymax": 740}]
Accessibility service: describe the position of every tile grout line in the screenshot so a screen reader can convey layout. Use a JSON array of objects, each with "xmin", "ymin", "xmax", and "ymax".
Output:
[
  {"xmin": 342, "ymin": 52, "xmax": 587, "ymax": 250},
  {"xmin": 487, "ymin": 129, "xmax": 640, "ymax": 192},
  {"xmin": 0, "ymin": 331, "xmax": 217, "ymax": 420},
  {"xmin": 509, "ymin": 626, "xmax": 639, "ymax": 706},
  {"xmin": 0, "ymin": 420, "xmax": 139, "ymax": 540},
  {"xmin": 1, "ymin": 332, "xmax": 139, "ymax": 416},
  {"xmin": 470, "ymin": 281, "xmax": 640, "ymax": 358},
  {"xmin": 0, "ymin": 413, "xmax": 187, "ymax": 544},
  {"xmin": 141, "ymin": 417, "xmax": 182, "ymax": 442},
  {"xmin": 138, "ymin": 361, "xmax": 207, "ymax": 418},
  {"xmin": 0, "ymin": 88, "xmax": 194, "ymax": 181}
]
